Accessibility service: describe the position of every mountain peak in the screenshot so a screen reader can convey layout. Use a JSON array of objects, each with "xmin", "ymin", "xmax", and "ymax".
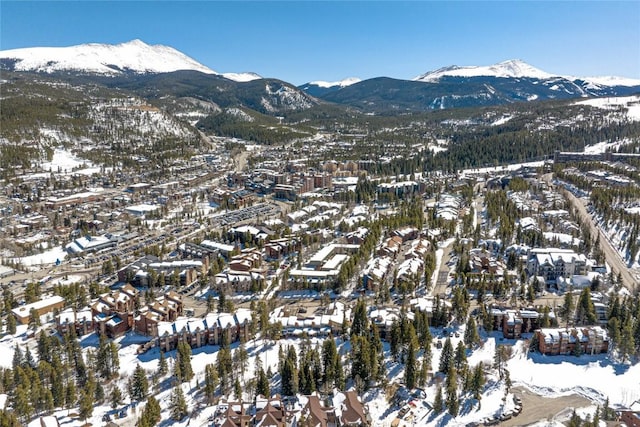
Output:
[
  {"xmin": 0, "ymin": 39, "xmax": 217, "ymax": 75},
  {"xmin": 307, "ymin": 77, "xmax": 362, "ymax": 88},
  {"xmin": 413, "ymin": 59, "xmax": 553, "ymax": 82}
]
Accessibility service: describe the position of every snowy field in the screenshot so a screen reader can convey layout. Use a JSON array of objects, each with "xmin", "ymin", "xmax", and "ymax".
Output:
[
  {"xmin": 38, "ymin": 148, "xmax": 102, "ymax": 176},
  {"xmin": 13, "ymin": 245, "xmax": 67, "ymax": 268},
  {"xmin": 576, "ymin": 95, "xmax": 640, "ymax": 122}
]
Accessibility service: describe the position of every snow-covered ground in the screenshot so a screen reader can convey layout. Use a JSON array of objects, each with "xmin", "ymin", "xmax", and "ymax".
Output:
[
  {"xmin": 460, "ymin": 161, "xmax": 546, "ymax": 178},
  {"xmin": 508, "ymin": 340, "xmax": 640, "ymax": 408},
  {"xmin": 543, "ymin": 232, "xmax": 581, "ymax": 246},
  {"xmin": 13, "ymin": 245, "xmax": 67, "ymax": 267},
  {"xmin": 39, "ymin": 148, "xmax": 100, "ymax": 174},
  {"xmin": 583, "ymin": 138, "xmax": 634, "ymax": 154},
  {"xmin": 576, "ymin": 95, "xmax": 640, "ymax": 122}
]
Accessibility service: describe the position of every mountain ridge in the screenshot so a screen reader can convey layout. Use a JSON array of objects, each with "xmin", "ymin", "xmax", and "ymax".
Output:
[{"xmin": 0, "ymin": 39, "xmax": 262, "ymax": 83}]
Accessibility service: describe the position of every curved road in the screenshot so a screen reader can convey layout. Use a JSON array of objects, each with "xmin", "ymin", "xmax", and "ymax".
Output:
[{"xmin": 547, "ymin": 174, "xmax": 638, "ymax": 293}]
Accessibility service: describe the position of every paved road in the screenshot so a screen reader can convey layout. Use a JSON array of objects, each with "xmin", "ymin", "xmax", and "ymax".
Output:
[
  {"xmin": 543, "ymin": 173, "xmax": 637, "ymax": 293},
  {"xmin": 561, "ymin": 186, "xmax": 638, "ymax": 293},
  {"xmin": 432, "ymin": 242, "xmax": 454, "ymax": 298}
]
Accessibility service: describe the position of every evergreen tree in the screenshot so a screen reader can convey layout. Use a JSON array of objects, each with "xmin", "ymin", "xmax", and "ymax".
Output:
[
  {"xmin": 471, "ymin": 364, "xmax": 485, "ymax": 402},
  {"xmin": 0, "ymin": 409, "xmax": 21, "ymax": 426},
  {"xmin": 439, "ymin": 338, "xmax": 453, "ymax": 373},
  {"xmin": 256, "ymin": 366, "xmax": 270, "ymax": 398},
  {"xmin": 463, "ymin": 317, "xmax": 480, "ymax": 348},
  {"xmin": 79, "ymin": 388, "xmax": 94, "ymax": 422},
  {"xmin": 137, "ymin": 396, "xmax": 161, "ymax": 427},
  {"xmin": 129, "ymin": 364, "xmax": 149, "ymax": 401},
  {"xmin": 65, "ymin": 381, "xmax": 76, "ymax": 411},
  {"xmin": 158, "ymin": 351, "xmax": 168, "ymax": 376},
  {"xmin": 6, "ymin": 314, "xmax": 16, "ymax": 335},
  {"xmin": 404, "ymin": 340, "xmax": 417, "ymax": 389},
  {"xmin": 204, "ymin": 363, "xmax": 219, "ymax": 403},
  {"xmin": 445, "ymin": 366, "xmax": 459, "ymax": 417},
  {"xmin": 351, "ymin": 299, "xmax": 369, "ymax": 337},
  {"xmin": 454, "ymin": 341, "xmax": 468, "ymax": 372},
  {"xmin": 95, "ymin": 380, "xmax": 105, "ymax": 403},
  {"xmin": 280, "ymin": 358, "xmax": 297, "ymax": 396},
  {"xmin": 28, "ymin": 308, "xmax": 40, "ymax": 329},
  {"xmin": 562, "ymin": 288, "xmax": 575, "ymax": 326},
  {"xmin": 111, "ymin": 385, "xmax": 123, "ymax": 409},
  {"xmin": 433, "ymin": 386, "xmax": 444, "ymax": 414},
  {"xmin": 576, "ymin": 288, "xmax": 597, "ymax": 325},
  {"xmin": 170, "ymin": 386, "xmax": 188, "ymax": 421},
  {"xmin": 12, "ymin": 385, "xmax": 32, "ymax": 423},
  {"xmin": 620, "ymin": 316, "xmax": 636, "ymax": 362},
  {"xmin": 176, "ymin": 341, "xmax": 194, "ymax": 382}
]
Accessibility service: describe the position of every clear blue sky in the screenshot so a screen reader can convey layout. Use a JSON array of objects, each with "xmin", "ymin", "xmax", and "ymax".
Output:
[{"xmin": 1, "ymin": 1, "xmax": 639, "ymax": 84}]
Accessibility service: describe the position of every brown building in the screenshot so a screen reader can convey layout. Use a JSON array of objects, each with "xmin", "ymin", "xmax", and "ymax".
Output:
[
  {"xmin": 301, "ymin": 395, "xmax": 338, "ymax": 427},
  {"xmin": 12, "ymin": 295, "xmax": 65, "ymax": 325},
  {"xmin": 255, "ymin": 396, "xmax": 291, "ymax": 427},
  {"xmin": 489, "ymin": 308, "xmax": 540, "ymax": 339},
  {"xmin": 154, "ymin": 309, "xmax": 252, "ymax": 353},
  {"xmin": 536, "ymin": 326, "xmax": 609, "ymax": 355},
  {"xmin": 91, "ymin": 284, "xmax": 139, "ymax": 338},
  {"xmin": 134, "ymin": 291, "xmax": 184, "ymax": 336},
  {"xmin": 620, "ymin": 410, "xmax": 640, "ymax": 427},
  {"xmin": 338, "ymin": 391, "xmax": 369, "ymax": 427},
  {"xmin": 56, "ymin": 308, "xmax": 93, "ymax": 336},
  {"xmin": 220, "ymin": 402, "xmax": 252, "ymax": 427}
]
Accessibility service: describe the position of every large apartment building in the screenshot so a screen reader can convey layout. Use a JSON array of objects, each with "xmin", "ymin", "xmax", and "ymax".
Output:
[{"xmin": 526, "ymin": 248, "xmax": 588, "ymax": 284}]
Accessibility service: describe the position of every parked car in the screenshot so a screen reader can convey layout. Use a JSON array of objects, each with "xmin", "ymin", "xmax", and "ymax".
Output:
[{"xmin": 398, "ymin": 405, "xmax": 411, "ymax": 418}]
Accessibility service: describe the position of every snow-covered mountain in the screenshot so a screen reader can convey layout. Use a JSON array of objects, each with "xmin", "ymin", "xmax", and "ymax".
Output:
[
  {"xmin": 220, "ymin": 72, "xmax": 263, "ymax": 82},
  {"xmin": 298, "ymin": 77, "xmax": 361, "ymax": 97},
  {"xmin": 307, "ymin": 77, "xmax": 361, "ymax": 89},
  {"xmin": 413, "ymin": 59, "xmax": 554, "ymax": 82},
  {"xmin": 413, "ymin": 59, "xmax": 640, "ymax": 88},
  {"xmin": 0, "ymin": 39, "xmax": 262, "ymax": 82}
]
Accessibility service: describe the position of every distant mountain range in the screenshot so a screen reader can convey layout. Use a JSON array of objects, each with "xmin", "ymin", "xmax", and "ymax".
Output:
[
  {"xmin": 299, "ymin": 59, "xmax": 640, "ymax": 112},
  {"xmin": 2, "ymin": 40, "xmax": 639, "ymax": 114},
  {"xmin": 0, "ymin": 39, "xmax": 261, "ymax": 82}
]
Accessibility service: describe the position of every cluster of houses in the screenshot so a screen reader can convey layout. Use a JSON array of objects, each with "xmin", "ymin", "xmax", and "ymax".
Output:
[
  {"xmin": 118, "ymin": 255, "xmax": 207, "ymax": 288},
  {"xmin": 535, "ymin": 326, "xmax": 609, "ymax": 355},
  {"xmin": 270, "ymin": 302, "xmax": 349, "ymax": 338},
  {"xmin": 211, "ymin": 391, "xmax": 370, "ymax": 427},
  {"xmin": 55, "ymin": 284, "xmax": 255, "ymax": 354},
  {"xmin": 54, "ymin": 284, "xmax": 184, "ymax": 338}
]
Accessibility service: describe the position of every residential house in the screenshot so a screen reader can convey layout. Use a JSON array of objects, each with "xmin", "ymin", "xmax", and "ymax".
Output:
[
  {"xmin": 12, "ymin": 295, "xmax": 65, "ymax": 325},
  {"xmin": 527, "ymin": 248, "xmax": 588, "ymax": 285},
  {"xmin": 56, "ymin": 308, "xmax": 93, "ymax": 336},
  {"xmin": 301, "ymin": 395, "xmax": 338, "ymax": 427},
  {"xmin": 335, "ymin": 391, "xmax": 369, "ymax": 427},
  {"xmin": 155, "ymin": 309, "xmax": 252, "ymax": 353},
  {"xmin": 490, "ymin": 308, "xmax": 541, "ymax": 338},
  {"xmin": 255, "ymin": 396, "xmax": 291, "ymax": 427},
  {"xmin": 536, "ymin": 326, "xmax": 609, "ymax": 355},
  {"xmin": 91, "ymin": 284, "xmax": 138, "ymax": 337}
]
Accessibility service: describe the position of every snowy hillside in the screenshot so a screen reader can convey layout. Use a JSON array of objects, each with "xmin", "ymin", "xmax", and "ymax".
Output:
[
  {"xmin": 413, "ymin": 59, "xmax": 554, "ymax": 82},
  {"xmin": 221, "ymin": 72, "xmax": 263, "ymax": 82},
  {"xmin": 413, "ymin": 59, "xmax": 640, "ymax": 89},
  {"xmin": 307, "ymin": 77, "xmax": 362, "ymax": 88},
  {"xmin": 0, "ymin": 39, "xmax": 263, "ymax": 82},
  {"xmin": 575, "ymin": 95, "xmax": 640, "ymax": 121},
  {"xmin": 0, "ymin": 39, "xmax": 216, "ymax": 75}
]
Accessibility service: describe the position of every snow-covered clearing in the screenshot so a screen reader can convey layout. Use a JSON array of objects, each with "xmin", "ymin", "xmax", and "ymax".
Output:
[
  {"xmin": 576, "ymin": 95, "xmax": 640, "ymax": 121},
  {"xmin": 39, "ymin": 148, "xmax": 100, "ymax": 175},
  {"xmin": 13, "ymin": 245, "xmax": 67, "ymax": 267},
  {"xmin": 583, "ymin": 138, "xmax": 634, "ymax": 154},
  {"xmin": 508, "ymin": 341, "xmax": 640, "ymax": 408}
]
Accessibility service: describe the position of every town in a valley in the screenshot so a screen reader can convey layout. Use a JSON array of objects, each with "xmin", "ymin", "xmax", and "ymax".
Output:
[{"xmin": 1, "ymin": 6, "xmax": 640, "ymax": 427}]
